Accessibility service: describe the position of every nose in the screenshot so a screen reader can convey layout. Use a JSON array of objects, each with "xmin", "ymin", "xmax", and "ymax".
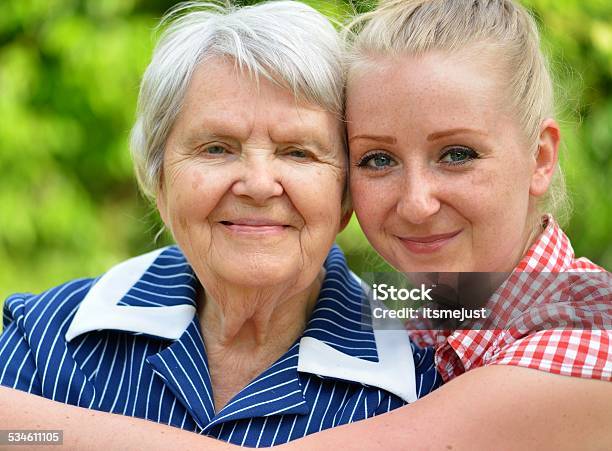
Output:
[
  {"xmin": 231, "ymin": 155, "xmax": 284, "ymax": 203},
  {"xmin": 396, "ymin": 166, "xmax": 441, "ymax": 224}
]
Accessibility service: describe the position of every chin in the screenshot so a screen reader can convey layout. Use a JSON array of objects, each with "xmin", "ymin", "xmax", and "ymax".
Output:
[
  {"xmin": 389, "ymin": 251, "xmax": 466, "ymax": 273},
  {"xmin": 223, "ymin": 259, "xmax": 299, "ymax": 286}
]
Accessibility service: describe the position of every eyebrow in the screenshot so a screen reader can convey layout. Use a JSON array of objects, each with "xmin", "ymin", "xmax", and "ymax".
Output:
[
  {"xmin": 348, "ymin": 134, "xmax": 397, "ymax": 144},
  {"xmin": 182, "ymin": 131, "xmax": 240, "ymax": 148},
  {"xmin": 270, "ymin": 126, "xmax": 338, "ymax": 156},
  {"xmin": 185, "ymin": 129, "xmax": 334, "ymax": 156},
  {"xmin": 427, "ymin": 128, "xmax": 488, "ymax": 141}
]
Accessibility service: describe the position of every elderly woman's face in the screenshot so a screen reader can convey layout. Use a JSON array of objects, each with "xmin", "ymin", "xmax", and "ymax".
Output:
[
  {"xmin": 347, "ymin": 52, "xmax": 539, "ymax": 273},
  {"xmin": 158, "ymin": 59, "xmax": 346, "ymax": 289}
]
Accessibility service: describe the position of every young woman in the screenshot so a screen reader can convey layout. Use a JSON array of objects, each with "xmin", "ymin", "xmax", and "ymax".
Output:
[{"xmin": 346, "ymin": 0, "xmax": 611, "ymax": 381}]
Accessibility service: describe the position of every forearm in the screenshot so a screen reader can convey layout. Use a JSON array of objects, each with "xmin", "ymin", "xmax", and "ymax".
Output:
[
  {"xmin": 0, "ymin": 386, "xmax": 233, "ymax": 451},
  {"xmin": 280, "ymin": 365, "xmax": 612, "ymax": 451},
  {"xmin": 3, "ymin": 365, "xmax": 611, "ymax": 450}
]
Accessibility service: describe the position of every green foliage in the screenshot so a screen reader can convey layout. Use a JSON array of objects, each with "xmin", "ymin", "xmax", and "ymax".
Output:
[
  {"xmin": 0, "ymin": 0, "xmax": 610, "ymax": 325},
  {"xmin": 527, "ymin": 0, "xmax": 612, "ymax": 268}
]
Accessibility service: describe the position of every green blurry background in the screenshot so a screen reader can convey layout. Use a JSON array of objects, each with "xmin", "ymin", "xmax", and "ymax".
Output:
[{"xmin": 1, "ymin": 0, "xmax": 611, "ymax": 321}]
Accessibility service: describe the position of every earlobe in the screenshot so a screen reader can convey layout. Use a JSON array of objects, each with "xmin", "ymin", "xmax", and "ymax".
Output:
[{"xmin": 529, "ymin": 118, "xmax": 560, "ymax": 197}]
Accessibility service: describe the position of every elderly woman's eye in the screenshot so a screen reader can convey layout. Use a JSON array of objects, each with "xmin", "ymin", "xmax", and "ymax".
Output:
[
  {"xmin": 203, "ymin": 145, "xmax": 227, "ymax": 155},
  {"xmin": 357, "ymin": 152, "xmax": 397, "ymax": 170},
  {"xmin": 439, "ymin": 146, "xmax": 479, "ymax": 166},
  {"xmin": 286, "ymin": 148, "xmax": 308, "ymax": 159}
]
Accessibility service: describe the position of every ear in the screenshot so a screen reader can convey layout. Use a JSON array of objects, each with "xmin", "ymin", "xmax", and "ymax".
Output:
[
  {"xmin": 339, "ymin": 208, "xmax": 353, "ymax": 233},
  {"xmin": 529, "ymin": 118, "xmax": 560, "ymax": 197}
]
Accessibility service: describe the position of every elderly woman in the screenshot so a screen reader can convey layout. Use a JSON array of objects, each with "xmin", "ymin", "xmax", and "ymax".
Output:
[
  {"xmin": 0, "ymin": 1, "xmax": 440, "ymax": 447},
  {"xmin": 3, "ymin": 0, "xmax": 610, "ymax": 449}
]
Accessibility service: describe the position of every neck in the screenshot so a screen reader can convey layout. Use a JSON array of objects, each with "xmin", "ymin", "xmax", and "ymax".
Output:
[
  {"xmin": 496, "ymin": 207, "xmax": 546, "ymax": 274},
  {"xmin": 197, "ymin": 270, "xmax": 324, "ymax": 412},
  {"xmin": 198, "ymin": 271, "xmax": 323, "ymax": 347},
  {"xmin": 519, "ymin": 211, "xmax": 546, "ymax": 262}
]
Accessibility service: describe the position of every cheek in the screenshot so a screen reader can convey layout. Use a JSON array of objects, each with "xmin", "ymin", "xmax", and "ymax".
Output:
[
  {"xmin": 165, "ymin": 163, "xmax": 234, "ymax": 226},
  {"xmin": 283, "ymin": 164, "xmax": 344, "ymax": 226},
  {"xmin": 486, "ymin": 160, "xmax": 531, "ymax": 212},
  {"xmin": 454, "ymin": 171, "xmax": 500, "ymax": 214},
  {"xmin": 456, "ymin": 165, "xmax": 531, "ymax": 243},
  {"xmin": 350, "ymin": 174, "xmax": 393, "ymax": 233}
]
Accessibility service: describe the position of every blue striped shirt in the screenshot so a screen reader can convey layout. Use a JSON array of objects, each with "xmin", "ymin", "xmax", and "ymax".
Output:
[{"xmin": 0, "ymin": 245, "xmax": 441, "ymax": 446}]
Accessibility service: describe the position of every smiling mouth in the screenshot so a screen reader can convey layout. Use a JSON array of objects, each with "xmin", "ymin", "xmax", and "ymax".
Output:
[
  {"xmin": 398, "ymin": 230, "xmax": 462, "ymax": 254},
  {"xmin": 219, "ymin": 220, "xmax": 289, "ymax": 235}
]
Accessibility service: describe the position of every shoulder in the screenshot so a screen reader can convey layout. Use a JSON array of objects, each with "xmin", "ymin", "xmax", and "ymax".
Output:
[
  {"xmin": 518, "ymin": 216, "xmax": 605, "ymax": 272},
  {"xmin": 0, "ymin": 278, "xmax": 97, "ymax": 396},
  {"xmin": 483, "ymin": 219, "xmax": 612, "ymax": 379},
  {"xmin": 483, "ymin": 274, "xmax": 612, "ymax": 380},
  {"xmin": 487, "ymin": 328, "xmax": 612, "ymax": 380},
  {"xmin": 2, "ymin": 245, "xmax": 182, "ymax": 339},
  {"xmin": 3, "ymin": 278, "xmax": 97, "ymax": 335}
]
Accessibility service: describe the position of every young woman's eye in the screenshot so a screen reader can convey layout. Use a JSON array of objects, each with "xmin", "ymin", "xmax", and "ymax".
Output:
[
  {"xmin": 439, "ymin": 146, "xmax": 479, "ymax": 166},
  {"xmin": 357, "ymin": 152, "xmax": 397, "ymax": 170}
]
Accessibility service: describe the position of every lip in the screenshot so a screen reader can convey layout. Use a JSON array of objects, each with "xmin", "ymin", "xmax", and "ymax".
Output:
[
  {"xmin": 397, "ymin": 230, "xmax": 462, "ymax": 254},
  {"xmin": 219, "ymin": 218, "xmax": 289, "ymax": 236}
]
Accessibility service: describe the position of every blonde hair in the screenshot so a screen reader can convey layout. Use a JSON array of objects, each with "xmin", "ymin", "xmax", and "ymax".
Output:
[{"xmin": 345, "ymin": 0, "xmax": 570, "ymax": 224}]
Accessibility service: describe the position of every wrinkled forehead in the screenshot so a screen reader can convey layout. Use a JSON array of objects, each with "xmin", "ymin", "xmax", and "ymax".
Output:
[{"xmin": 175, "ymin": 58, "xmax": 346, "ymax": 157}]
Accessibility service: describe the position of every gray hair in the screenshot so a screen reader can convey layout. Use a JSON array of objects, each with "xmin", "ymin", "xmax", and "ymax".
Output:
[
  {"xmin": 345, "ymin": 0, "xmax": 570, "ymax": 225},
  {"xmin": 130, "ymin": 1, "xmax": 345, "ymax": 201}
]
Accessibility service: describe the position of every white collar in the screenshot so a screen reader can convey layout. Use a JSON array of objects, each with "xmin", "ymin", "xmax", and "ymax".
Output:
[
  {"xmin": 65, "ymin": 246, "xmax": 417, "ymax": 403},
  {"xmin": 299, "ymin": 272, "xmax": 417, "ymax": 403},
  {"xmin": 65, "ymin": 247, "xmax": 196, "ymax": 342}
]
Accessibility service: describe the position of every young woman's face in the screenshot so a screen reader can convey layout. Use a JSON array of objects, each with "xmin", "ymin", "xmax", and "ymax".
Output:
[{"xmin": 347, "ymin": 52, "xmax": 539, "ymax": 273}]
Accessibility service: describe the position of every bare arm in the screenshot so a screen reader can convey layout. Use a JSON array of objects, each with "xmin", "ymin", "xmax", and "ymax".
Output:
[
  {"xmin": 284, "ymin": 365, "xmax": 612, "ymax": 450},
  {"xmin": 2, "ymin": 366, "xmax": 611, "ymax": 450},
  {"xmin": 0, "ymin": 385, "xmax": 231, "ymax": 451}
]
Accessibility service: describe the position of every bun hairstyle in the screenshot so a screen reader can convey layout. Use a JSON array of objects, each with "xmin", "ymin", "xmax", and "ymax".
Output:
[{"xmin": 344, "ymin": 0, "xmax": 570, "ymax": 224}]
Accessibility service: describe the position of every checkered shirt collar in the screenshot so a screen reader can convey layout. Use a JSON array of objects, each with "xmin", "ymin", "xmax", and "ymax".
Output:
[
  {"xmin": 515, "ymin": 215, "xmax": 574, "ymax": 272},
  {"xmin": 434, "ymin": 216, "xmax": 580, "ymax": 380}
]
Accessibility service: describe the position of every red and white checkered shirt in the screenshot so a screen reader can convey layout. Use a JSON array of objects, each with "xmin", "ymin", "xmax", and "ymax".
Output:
[{"xmin": 410, "ymin": 216, "xmax": 612, "ymax": 382}]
